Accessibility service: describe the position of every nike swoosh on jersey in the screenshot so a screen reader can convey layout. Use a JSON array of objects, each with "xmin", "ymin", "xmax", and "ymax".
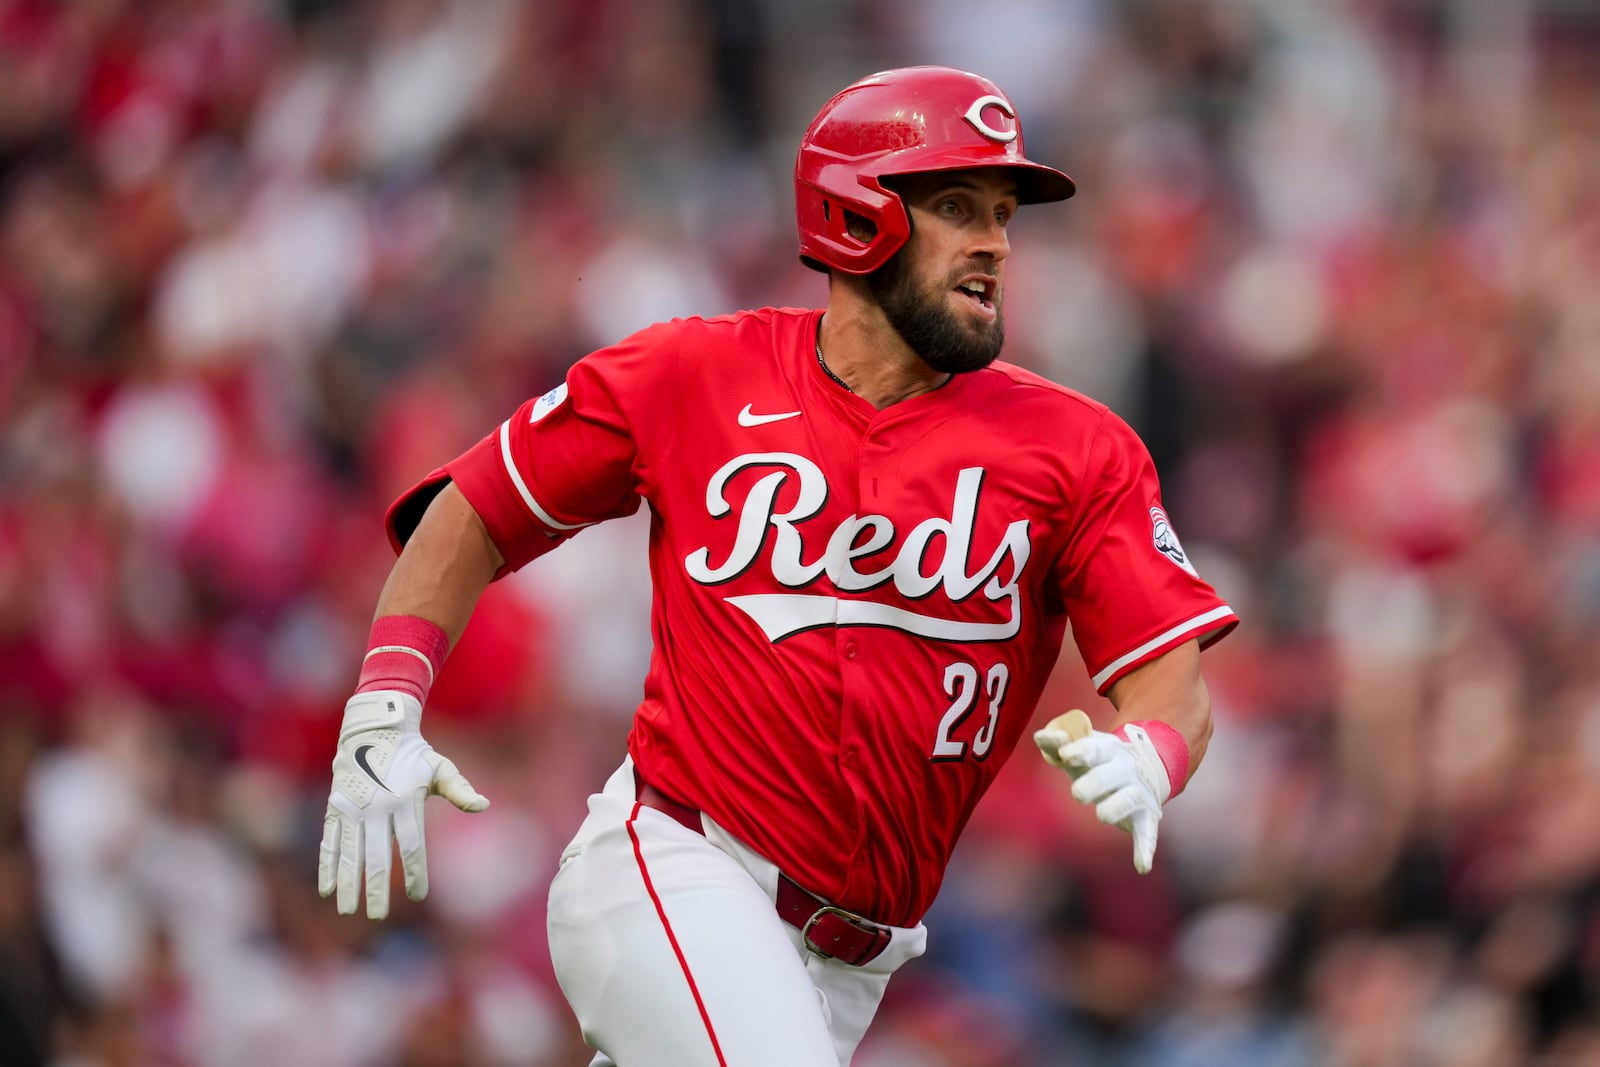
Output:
[
  {"xmin": 354, "ymin": 744, "xmax": 396, "ymax": 795},
  {"xmin": 738, "ymin": 404, "xmax": 803, "ymax": 427}
]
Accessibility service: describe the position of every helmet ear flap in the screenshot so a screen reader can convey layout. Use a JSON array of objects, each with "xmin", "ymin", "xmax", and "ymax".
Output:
[{"xmin": 796, "ymin": 177, "xmax": 912, "ymax": 274}]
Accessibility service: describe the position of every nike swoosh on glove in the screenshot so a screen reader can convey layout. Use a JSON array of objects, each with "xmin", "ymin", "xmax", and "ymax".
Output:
[
  {"xmin": 318, "ymin": 690, "xmax": 488, "ymax": 919},
  {"xmin": 1034, "ymin": 714, "xmax": 1172, "ymax": 874}
]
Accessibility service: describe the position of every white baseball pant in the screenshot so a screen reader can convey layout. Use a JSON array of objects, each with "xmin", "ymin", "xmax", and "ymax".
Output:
[{"xmin": 546, "ymin": 758, "xmax": 927, "ymax": 1066}]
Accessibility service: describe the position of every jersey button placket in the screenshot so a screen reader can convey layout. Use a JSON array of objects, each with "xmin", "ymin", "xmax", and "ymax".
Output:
[
  {"xmin": 836, "ymin": 637, "xmax": 861, "ymax": 777},
  {"xmin": 837, "ymin": 434, "xmax": 882, "ymax": 904}
]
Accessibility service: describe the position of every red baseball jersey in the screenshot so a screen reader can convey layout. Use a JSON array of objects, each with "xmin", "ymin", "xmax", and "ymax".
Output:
[{"xmin": 388, "ymin": 307, "xmax": 1236, "ymax": 926}]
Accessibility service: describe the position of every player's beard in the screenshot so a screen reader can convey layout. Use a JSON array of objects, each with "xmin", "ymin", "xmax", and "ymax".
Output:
[{"xmin": 867, "ymin": 248, "xmax": 1005, "ymax": 374}]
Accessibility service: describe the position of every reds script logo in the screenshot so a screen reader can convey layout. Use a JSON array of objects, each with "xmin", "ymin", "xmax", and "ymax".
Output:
[{"xmin": 684, "ymin": 453, "xmax": 1031, "ymax": 642}]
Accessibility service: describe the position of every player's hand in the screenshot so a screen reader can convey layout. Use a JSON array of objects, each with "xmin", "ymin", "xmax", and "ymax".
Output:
[
  {"xmin": 318, "ymin": 690, "xmax": 489, "ymax": 919},
  {"xmin": 1033, "ymin": 710, "xmax": 1171, "ymax": 874}
]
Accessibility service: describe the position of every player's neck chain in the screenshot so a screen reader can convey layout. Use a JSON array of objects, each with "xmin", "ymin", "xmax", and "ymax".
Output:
[{"xmin": 816, "ymin": 338, "xmax": 853, "ymax": 393}]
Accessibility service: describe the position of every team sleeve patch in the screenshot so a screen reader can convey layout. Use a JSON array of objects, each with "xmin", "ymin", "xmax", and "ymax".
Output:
[
  {"xmin": 1149, "ymin": 506, "xmax": 1197, "ymax": 577},
  {"xmin": 529, "ymin": 382, "xmax": 569, "ymax": 424}
]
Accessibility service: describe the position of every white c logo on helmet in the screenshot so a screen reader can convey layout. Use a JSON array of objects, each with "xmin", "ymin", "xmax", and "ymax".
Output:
[{"xmin": 962, "ymin": 95, "xmax": 1018, "ymax": 143}]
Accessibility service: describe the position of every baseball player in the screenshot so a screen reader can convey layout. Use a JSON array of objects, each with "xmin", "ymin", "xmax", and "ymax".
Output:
[{"xmin": 319, "ymin": 66, "xmax": 1237, "ymax": 1066}]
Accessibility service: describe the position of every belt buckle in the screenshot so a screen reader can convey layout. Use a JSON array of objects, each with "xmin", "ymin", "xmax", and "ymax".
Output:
[{"xmin": 800, "ymin": 904, "xmax": 877, "ymax": 960}]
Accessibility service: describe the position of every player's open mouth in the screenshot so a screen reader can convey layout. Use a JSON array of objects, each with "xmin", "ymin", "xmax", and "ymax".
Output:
[{"xmin": 955, "ymin": 276, "xmax": 997, "ymax": 317}]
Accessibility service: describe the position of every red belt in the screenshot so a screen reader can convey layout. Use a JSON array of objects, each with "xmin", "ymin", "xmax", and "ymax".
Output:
[{"xmin": 635, "ymin": 778, "xmax": 891, "ymax": 967}]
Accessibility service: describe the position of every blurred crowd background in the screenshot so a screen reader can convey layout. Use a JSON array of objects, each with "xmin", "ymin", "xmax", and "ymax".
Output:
[{"xmin": 2, "ymin": 0, "xmax": 1599, "ymax": 1064}]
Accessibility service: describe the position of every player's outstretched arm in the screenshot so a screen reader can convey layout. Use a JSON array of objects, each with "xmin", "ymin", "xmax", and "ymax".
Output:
[
  {"xmin": 1033, "ymin": 640, "xmax": 1210, "ymax": 873},
  {"xmin": 319, "ymin": 482, "xmax": 504, "ymax": 919}
]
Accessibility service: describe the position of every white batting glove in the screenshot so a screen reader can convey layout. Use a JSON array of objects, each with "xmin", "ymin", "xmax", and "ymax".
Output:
[
  {"xmin": 318, "ymin": 690, "xmax": 489, "ymax": 919},
  {"xmin": 1034, "ymin": 712, "xmax": 1171, "ymax": 874}
]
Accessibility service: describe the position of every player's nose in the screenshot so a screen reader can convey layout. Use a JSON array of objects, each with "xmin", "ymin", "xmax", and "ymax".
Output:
[{"xmin": 969, "ymin": 215, "xmax": 1010, "ymax": 262}]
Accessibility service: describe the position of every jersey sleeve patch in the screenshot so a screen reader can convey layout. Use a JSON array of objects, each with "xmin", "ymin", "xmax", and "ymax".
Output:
[
  {"xmin": 529, "ymin": 382, "xmax": 568, "ymax": 424},
  {"xmin": 1149, "ymin": 506, "xmax": 1198, "ymax": 577}
]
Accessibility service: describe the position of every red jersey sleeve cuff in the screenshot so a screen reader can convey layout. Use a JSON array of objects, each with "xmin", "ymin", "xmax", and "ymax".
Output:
[
  {"xmin": 454, "ymin": 420, "xmax": 599, "ymax": 572},
  {"xmin": 383, "ymin": 426, "xmax": 575, "ymax": 577},
  {"xmin": 1090, "ymin": 606, "xmax": 1238, "ymax": 694},
  {"xmin": 385, "ymin": 467, "xmax": 450, "ymax": 555}
]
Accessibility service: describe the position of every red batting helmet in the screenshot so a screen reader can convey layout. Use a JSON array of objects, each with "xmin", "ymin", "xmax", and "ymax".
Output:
[{"xmin": 795, "ymin": 66, "xmax": 1075, "ymax": 275}]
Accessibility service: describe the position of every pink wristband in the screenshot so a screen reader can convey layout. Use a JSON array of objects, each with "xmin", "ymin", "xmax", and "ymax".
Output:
[
  {"xmin": 1114, "ymin": 719, "xmax": 1192, "ymax": 798},
  {"xmin": 355, "ymin": 615, "xmax": 450, "ymax": 705}
]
